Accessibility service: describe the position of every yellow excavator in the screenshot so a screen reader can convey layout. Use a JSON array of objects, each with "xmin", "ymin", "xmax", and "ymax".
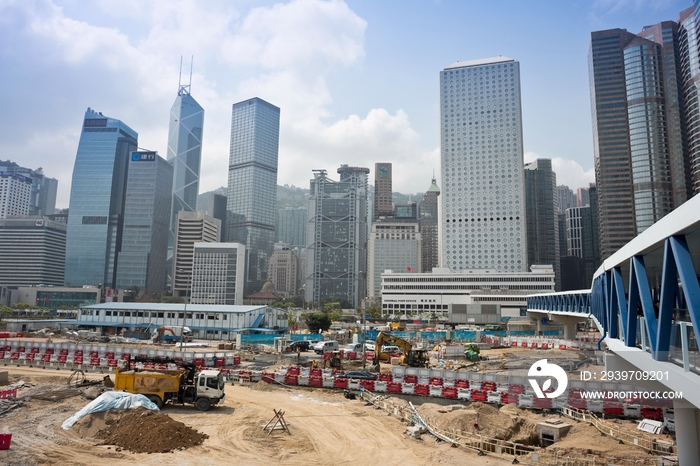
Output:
[{"xmin": 373, "ymin": 332, "xmax": 429, "ymax": 369}]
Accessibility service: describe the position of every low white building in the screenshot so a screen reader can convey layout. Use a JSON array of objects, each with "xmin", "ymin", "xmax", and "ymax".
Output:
[
  {"xmin": 77, "ymin": 302, "xmax": 288, "ymax": 340},
  {"xmin": 381, "ymin": 265, "xmax": 555, "ymax": 324}
]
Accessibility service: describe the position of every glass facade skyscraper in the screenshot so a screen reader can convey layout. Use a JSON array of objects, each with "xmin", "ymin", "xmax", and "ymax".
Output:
[
  {"xmin": 65, "ymin": 108, "xmax": 137, "ymax": 288},
  {"xmin": 590, "ymin": 7, "xmax": 700, "ymax": 257},
  {"xmin": 167, "ymin": 86, "xmax": 204, "ymax": 252},
  {"xmin": 116, "ymin": 151, "xmax": 173, "ymax": 294},
  {"xmin": 374, "ymin": 162, "xmax": 393, "ymax": 219},
  {"xmin": 524, "ymin": 159, "xmax": 560, "ymax": 290},
  {"xmin": 439, "ymin": 57, "xmax": 527, "ymax": 273},
  {"xmin": 306, "ymin": 166, "xmax": 369, "ymax": 308},
  {"xmin": 419, "ymin": 177, "xmax": 440, "ymax": 273},
  {"xmin": 226, "ymin": 97, "xmax": 280, "ymax": 296},
  {"xmin": 276, "ymin": 206, "xmax": 307, "ymax": 249}
]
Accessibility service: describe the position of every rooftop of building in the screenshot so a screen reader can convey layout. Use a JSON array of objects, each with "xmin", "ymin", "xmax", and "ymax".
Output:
[
  {"xmin": 81, "ymin": 303, "xmax": 270, "ymax": 313},
  {"xmin": 445, "ymin": 56, "xmax": 514, "ymax": 70}
]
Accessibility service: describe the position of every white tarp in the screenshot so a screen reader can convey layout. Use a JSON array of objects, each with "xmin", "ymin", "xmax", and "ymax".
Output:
[{"xmin": 62, "ymin": 391, "xmax": 159, "ymax": 430}]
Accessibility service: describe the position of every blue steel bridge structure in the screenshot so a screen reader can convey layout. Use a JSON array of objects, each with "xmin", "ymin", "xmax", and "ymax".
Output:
[{"xmin": 527, "ymin": 194, "xmax": 700, "ymax": 463}]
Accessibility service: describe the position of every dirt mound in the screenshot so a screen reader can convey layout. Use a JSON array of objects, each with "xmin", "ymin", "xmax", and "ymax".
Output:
[
  {"xmin": 251, "ymin": 380, "xmax": 275, "ymax": 391},
  {"xmin": 419, "ymin": 402, "xmax": 539, "ymax": 445},
  {"xmin": 90, "ymin": 407, "xmax": 208, "ymax": 453}
]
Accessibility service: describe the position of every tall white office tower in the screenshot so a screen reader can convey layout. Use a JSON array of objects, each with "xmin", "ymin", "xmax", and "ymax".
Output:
[{"xmin": 439, "ymin": 57, "xmax": 527, "ymax": 272}]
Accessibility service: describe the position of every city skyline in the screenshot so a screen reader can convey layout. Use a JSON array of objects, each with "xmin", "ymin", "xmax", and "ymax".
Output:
[{"xmin": 3, "ymin": 1, "xmax": 691, "ymax": 210}]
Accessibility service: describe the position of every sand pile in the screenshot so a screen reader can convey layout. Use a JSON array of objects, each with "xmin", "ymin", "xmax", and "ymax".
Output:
[
  {"xmin": 419, "ymin": 402, "xmax": 539, "ymax": 445},
  {"xmin": 72, "ymin": 407, "xmax": 208, "ymax": 453},
  {"xmin": 251, "ymin": 380, "xmax": 275, "ymax": 392}
]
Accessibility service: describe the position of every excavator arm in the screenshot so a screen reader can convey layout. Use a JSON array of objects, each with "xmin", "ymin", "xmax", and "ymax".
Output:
[{"xmin": 375, "ymin": 332, "xmax": 413, "ymax": 355}]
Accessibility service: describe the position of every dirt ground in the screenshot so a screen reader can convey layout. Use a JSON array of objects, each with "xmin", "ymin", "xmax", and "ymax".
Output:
[{"xmin": 0, "ymin": 366, "xmax": 515, "ymax": 466}]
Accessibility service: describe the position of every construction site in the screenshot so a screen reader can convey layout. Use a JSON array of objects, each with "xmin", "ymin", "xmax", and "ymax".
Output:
[{"xmin": 0, "ymin": 331, "xmax": 680, "ymax": 466}]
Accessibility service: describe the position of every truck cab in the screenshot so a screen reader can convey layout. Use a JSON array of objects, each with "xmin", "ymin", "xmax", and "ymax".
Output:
[{"xmin": 181, "ymin": 370, "xmax": 226, "ymax": 411}]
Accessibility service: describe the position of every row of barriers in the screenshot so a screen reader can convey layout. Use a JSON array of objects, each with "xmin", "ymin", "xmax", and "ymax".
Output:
[
  {"xmin": 231, "ymin": 364, "xmax": 673, "ymax": 421},
  {"xmin": 481, "ymin": 334, "xmax": 602, "ymax": 351},
  {"xmin": 0, "ymin": 340, "xmax": 241, "ymax": 371}
]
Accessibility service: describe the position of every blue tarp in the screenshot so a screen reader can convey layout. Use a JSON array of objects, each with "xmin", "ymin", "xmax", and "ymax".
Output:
[{"xmin": 62, "ymin": 391, "xmax": 159, "ymax": 430}]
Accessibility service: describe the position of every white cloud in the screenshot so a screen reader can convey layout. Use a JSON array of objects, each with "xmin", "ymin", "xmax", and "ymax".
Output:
[
  {"xmin": 0, "ymin": 0, "xmax": 433, "ymax": 207},
  {"xmin": 525, "ymin": 151, "xmax": 595, "ymax": 190}
]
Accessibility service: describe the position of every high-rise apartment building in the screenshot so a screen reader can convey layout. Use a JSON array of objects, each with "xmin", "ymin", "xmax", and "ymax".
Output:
[
  {"xmin": 590, "ymin": 7, "xmax": 700, "ymax": 258},
  {"xmin": 268, "ymin": 243, "xmax": 299, "ymax": 298},
  {"xmin": 0, "ymin": 217, "xmax": 66, "ymax": 286},
  {"xmin": 65, "ymin": 108, "xmax": 137, "ymax": 288},
  {"xmin": 419, "ymin": 178, "xmax": 440, "ymax": 273},
  {"xmin": 524, "ymin": 159, "xmax": 560, "ymax": 290},
  {"xmin": 367, "ymin": 219, "xmax": 421, "ymax": 298},
  {"xmin": 374, "ymin": 163, "xmax": 393, "ymax": 219},
  {"xmin": 226, "ymin": 97, "xmax": 280, "ymax": 296},
  {"xmin": 172, "ymin": 210, "xmax": 220, "ymax": 298},
  {"xmin": 556, "ymin": 185, "xmax": 576, "ymax": 215},
  {"xmin": 440, "ymin": 57, "xmax": 527, "ymax": 273},
  {"xmin": 276, "ymin": 207, "xmax": 307, "ymax": 249},
  {"xmin": 0, "ymin": 171, "xmax": 31, "ymax": 219},
  {"xmin": 0, "ymin": 161, "xmax": 57, "ymax": 217},
  {"xmin": 116, "ymin": 151, "xmax": 173, "ymax": 294},
  {"xmin": 167, "ymin": 78, "xmax": 204, "ymax": 251},
  {"xmin": 191, "ymin": 242, "xmax": 245, "ymax": 305},
  {"xmin": 306, "ymin": 166, "xmax": 369, "ymax": 308}
]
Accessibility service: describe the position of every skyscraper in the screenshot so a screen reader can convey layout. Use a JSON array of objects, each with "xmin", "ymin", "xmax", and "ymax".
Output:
[
  {"xmin": 306, "ymin": 166, "xmax": 369, "ymax": 308},
  {"xmin": 589, "ymin": 8, "xmax": 699, "ymax": 258},
  {"xmin": 374, "ymin": 162, "xmax": 393, "ymax": 219},
  {"xmin": 419, "ymin": 177, "xmax": 440, "ymax": 272},
  {"xmin": 276, "ymin": 206, "xmax": 307, "ymax": 249},
  {"xmin": 226, "ymin": 97, "xmax": 280, "ymax": 296},
  {"xmin": 367, "ymin": 218, "xmax": 420, "ymax": 298},
  {"xmin": 0, "ymin": 217, "xmax": 66, "ymax": 286},
  {"xmin": 0, "ymin": 171, "xmax": 31, "ymax": 219},
  {"xmin": 440, "ymin": 57, "xmax": 527, "ymax": 273},
  {"xmin": 191, "ymin": 242, "xmax": 245, "ymax": 305},
  {"xmin": 116, "ymin": 151, "xmax": 173, "ymax": 294},
  {"xmin": 556, "ymin": 185, "xmax": 576, "ymax": 215},
  {"xmin": 65, "ymin": 108, "xmax": 137, "ymax": 288},
  {"xmin": 172, "ymin": 210, "xmax": 220, "ymax": 298},
  {"xmin": 167, "ymin": 76, "xmax": 204, "ymax": 252},
  {"xmin": 0, "ymin": 161, "xmax": 58, "ymax": 217},
  {"xmin": 524, "ymin": 159, "xmax": 560, "ymax": 290}
]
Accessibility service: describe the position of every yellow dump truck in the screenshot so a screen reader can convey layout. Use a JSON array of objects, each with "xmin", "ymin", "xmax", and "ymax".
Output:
[{"xmin": 114, "ymin": 357, "xmax": 225, "ymax": 411}]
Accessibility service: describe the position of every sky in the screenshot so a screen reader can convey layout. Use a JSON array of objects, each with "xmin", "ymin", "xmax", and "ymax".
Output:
[{"xmin": 0, "ymin": 0, "xmax": 693, "ymax": 208}]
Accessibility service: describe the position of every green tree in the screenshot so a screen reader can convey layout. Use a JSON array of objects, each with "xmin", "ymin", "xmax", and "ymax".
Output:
[
  {"xmin": 303, "ymin": 312, "xmax": 331, "ymax": 334},
  {"xmin": 322, "ymin": 302, "xmax": 341, "ymax": 312},
  {"xmin": 327, "ymin": 311, "xmax": 343, "ymax": 321}
]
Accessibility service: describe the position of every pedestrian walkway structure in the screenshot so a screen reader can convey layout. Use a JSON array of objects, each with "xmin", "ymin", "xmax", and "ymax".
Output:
[{"xmin": 527, "ymin": 194, "xmax": 700, "ymax": 464}]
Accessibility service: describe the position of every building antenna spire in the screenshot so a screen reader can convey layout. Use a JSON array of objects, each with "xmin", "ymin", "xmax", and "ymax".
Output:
[
  {"xmin": 177, "ymin": 55, "xmax": 192, "ymax": 96},
  {"xmin": 189, "ymin": 55, "xmax": 194, "ymax": 92}
]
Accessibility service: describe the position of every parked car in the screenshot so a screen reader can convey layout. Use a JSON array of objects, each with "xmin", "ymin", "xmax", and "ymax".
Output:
[
  {"xmin": 313, "ymin": 340, "xmax": 339, "ymax": 354},
  {"xmin": 334, "ymin": 371, "xmax": 378, "ymax": 380},
  {"xmin": 284, "ymin": 341, "xmax": 311, "ymax": 352},
  {"xmin": 344, "ymin": 343, "xmax": 362, "ymax": 352}
]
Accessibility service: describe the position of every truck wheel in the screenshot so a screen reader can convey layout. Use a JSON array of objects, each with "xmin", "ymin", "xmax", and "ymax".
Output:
[
  {"xmin": 195, "ymin": 397, "xmax": 211, "ymax": 411},
  {"xmin": 147, "ymin": 395, "xmax": 163, "ymax": 409}
]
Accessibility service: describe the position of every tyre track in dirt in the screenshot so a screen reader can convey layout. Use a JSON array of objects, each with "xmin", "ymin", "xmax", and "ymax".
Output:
[{"xmin": 1, "ymin": 367, "xmax": 512, "ymax": 465}]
